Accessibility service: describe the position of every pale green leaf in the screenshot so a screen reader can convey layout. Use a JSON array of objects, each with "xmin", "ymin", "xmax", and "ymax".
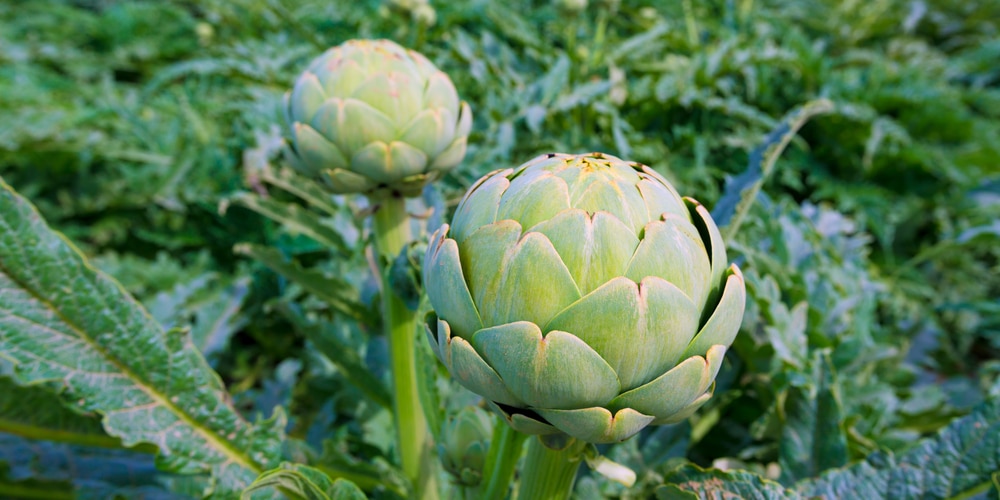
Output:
[
  {"xmin": 657, "ymin": 465, "xmax": 797, "ymax": 499},
  {"xmin": 778, "ymin": 352, "xmax": 848, "ymax": 483},
  {"xmin": 0, "ymin": 177, "xmax": 284, "ymax": 496},
  {"xmin": 242, "ymin": 463, "xmax": 366, "ymax": 500}
]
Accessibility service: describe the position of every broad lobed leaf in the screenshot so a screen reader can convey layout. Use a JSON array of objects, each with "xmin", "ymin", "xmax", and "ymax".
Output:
[
  {"xmin": 797, "ymin": 396, "xmax": 1000, "ymax": 499},
  {"xmin": 0, "ymin": 177, "xmax": 284, "ymax": 497}
]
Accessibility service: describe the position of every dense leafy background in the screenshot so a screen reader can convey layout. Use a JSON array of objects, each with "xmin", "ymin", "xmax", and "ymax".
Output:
[{"xmin": 0, "ymin": 0, "xmax": 997, "ymax": 498}]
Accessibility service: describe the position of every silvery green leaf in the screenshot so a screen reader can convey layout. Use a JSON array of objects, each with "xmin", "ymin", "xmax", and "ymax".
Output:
[
  {"xmin": 242, "ymin": 463, "xmax": 366, "ymax": 500},
  {"xmin": 0, "ymin": 178, "xmax": 284, "ymax": 496}
]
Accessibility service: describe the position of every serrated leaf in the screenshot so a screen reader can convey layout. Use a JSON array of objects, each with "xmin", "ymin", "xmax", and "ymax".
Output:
[
  {"xmin": 315, "ymin": 442, "xmax": 408, "ymax": 498},
  {"xmin": 779, "ymin": 352, "xmax": 848, "ymax": 483},
  {"xmin": 712, "ymin": 98, "xmax": 834, "ymax": 239},
  {"xmin": 227, "ymin": 192, "xmax": 350, "ymax": 255},
  {"xmin": 233, "ymin": 243, "xmax": 376, "ymax": 325},
  {"xmin": 658, "ymin": 465, "xmax": 797, "ymax": 499},
  {"xmin": 0, "ymin": 178, "xmax": 284, "ymax": 496},
  {"xmin": 610, "ymin": 22, "xmax": 671, "ymax": 63},
  {"xmin": 146, "ymin": 273, "xmax": 249, "ymax": 358},
  {"xmin": 242, "ymin": 463, "xmax": 365, "ymax": 500},
  {"xmin": 190, "ymin": 276, "xmax": 251, "ymax": 358},
  {"xmin": 257, "ymin": 166, "xmax": 341, "ymax": 217},
  {"xmin": 766, "ymin": 301, "xmax": 809, "ymax": 369},
  {"xmin": 387, "ymin": 242, "xmax": 424, "ymax": 312},
  {"xmin": 276, "ymin": 304, "xmax": 392, "ymax": 410},
  {"xmin": 552, "ymin": 80, "xmax": 613, "ymax": 112},
  {"xmin": 797, "ymin": 396, "xmax": 1000, "ymax": 499}
]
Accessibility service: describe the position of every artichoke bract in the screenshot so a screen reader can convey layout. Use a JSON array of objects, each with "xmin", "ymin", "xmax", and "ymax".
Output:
[
  {"xmin": 284, "ymin": 39, "xmax": 472, "ymax": 197},
  {"xmin": 423, "ymin": 152, "xmax": 746, "ymax": 444}
]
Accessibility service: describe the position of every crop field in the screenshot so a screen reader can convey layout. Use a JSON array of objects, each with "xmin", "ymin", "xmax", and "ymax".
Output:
[{"xmin": 0, "ymin": 0, "xmax": 998, "ymax": 498}]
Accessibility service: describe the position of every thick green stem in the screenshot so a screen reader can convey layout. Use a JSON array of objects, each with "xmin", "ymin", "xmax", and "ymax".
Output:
[
  {"xmin": 371, "ymin": 196, "xmax": 436, "ymax": 499},
  {"xmin": 517, "ymin": 437, "xmax": 585, "ymax": 500},
  {"xmin": 481, "ymin": 424, "xmax": 528, "ymax": 500}
]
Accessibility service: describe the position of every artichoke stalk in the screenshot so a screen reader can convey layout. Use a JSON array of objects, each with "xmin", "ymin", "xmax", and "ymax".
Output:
[
  {"xmin": 423, "ymin": 152, "xmax": 746, "ymax": 445},
  {"xmin": 284, "ymin": 39, "xmax": 474, "ymax": 498},
  {"xmin": 284, "ymin": 39, "xmax": 471, "ymax": 197}
]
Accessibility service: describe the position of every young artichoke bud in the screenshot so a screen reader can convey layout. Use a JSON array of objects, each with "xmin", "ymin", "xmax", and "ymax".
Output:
[
  {"xmin": 555, "ymin": 0, "xmax": 588, "ymax": 14},
  {"xmin": 438, "ymin": 407, "xmax": 494, "ymax": 486},
  {"xmin": 283, "ymin": 39, "xmax": 472, "ymax": 198},
  {"xmin": 423, "ymin": 153, "xmax": 746, "ymax": 444}
]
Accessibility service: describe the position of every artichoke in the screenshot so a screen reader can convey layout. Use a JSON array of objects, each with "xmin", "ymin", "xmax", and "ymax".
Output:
[
  {"xmin": 423, "ymin": 152, "xmax": 746, "ymax": 444},
  {"xmin": 438, "ymin": 407, "xmax": 494, "ymax": 487},
  {"xmin": 284, "ymin": 39, "xmax": 472, "ymax": 197}
]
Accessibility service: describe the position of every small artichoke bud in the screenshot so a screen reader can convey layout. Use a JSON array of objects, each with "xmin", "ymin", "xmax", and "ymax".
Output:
[
  {"xmin": 283, "ymin": 39, "xmax": 472, "ymax": 198},
  {"xmin": 439, "ymin": 407, "xmax": 494, "ymax": 486},
  {"xmin": 423, "ymin": 153, "xmax": 746, "ymax": 444},
  {"xmin": 555, "ymin": 0, "xmax": 588, "ymax": 14},
  {"xmin": 412, "ymin": 4, "xmax": 437, "ymax": 26},
  {"xmin": 609, "ymin": 64, "xmax": 627, "ymax": 106}
]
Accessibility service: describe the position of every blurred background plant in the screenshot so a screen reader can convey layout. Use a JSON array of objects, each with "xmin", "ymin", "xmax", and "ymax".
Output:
[{"xmin": 0, "ymin": 0, "xmax": 997, "ymax": 497}]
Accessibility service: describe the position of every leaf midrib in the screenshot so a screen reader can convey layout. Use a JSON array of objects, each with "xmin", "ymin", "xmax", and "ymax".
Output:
[{"xmin": 0, "ymin": 199, "xmax": 263, "ymax": 475}]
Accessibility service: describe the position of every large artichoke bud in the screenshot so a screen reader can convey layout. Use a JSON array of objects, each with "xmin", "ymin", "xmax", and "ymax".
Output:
[
  {"xmin": 423, "ymin": 153, "xmax": 746, "ymax": 444},
  {"xmin": 284, "ymin": 39, "xmax": 472, "ymax": 197}
]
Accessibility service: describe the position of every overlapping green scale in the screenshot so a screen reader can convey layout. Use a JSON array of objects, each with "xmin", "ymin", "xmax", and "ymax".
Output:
[
  {"xmin": 284, "ymin": 39, "xmax": 472, "ymax": 197},
  {"xmin": 424, "ymin": 152, "xmax": 747, "ymax": 444}
]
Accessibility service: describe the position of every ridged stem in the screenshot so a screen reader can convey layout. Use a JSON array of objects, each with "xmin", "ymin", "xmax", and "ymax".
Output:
[
  {"xmin": 481, "ymin": 424, "xmax": 528, "ymax": 500},
  {"xmin": 517, "ymin": 437, "xmax": 585, "ymax": 500},
  {"xmin": 371, "ymin": 196, "xmax": 437, "ymax": 499}
]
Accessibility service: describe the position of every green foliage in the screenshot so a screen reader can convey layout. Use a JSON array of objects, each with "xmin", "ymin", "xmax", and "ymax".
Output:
[
  {"xmin": 797, "ymin": 396, "xmax": 1000, "ymax": 499},
  {"xmin": 650, "ymin": 396, "xmax": 1000, "ymax": 499},
  {"xmin": 0, "ymin": 0, "xmax": 997, "ymax": 497},
  {"xmin": 242, "ymin": 463, "xmax": 365, "ymax": 500},
  {"xmin": 0, "ymin": 177, "xmax": 283, "ymax": 496},
  {"xmin": 0, "ymin": 433, "xmax": 191, "ymax": 500}
]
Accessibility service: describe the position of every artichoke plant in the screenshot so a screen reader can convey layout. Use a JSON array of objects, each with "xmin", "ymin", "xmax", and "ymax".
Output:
[
  {"xmin": 284, "ymin": 39, "xmax": 471, "ymax": 197},
  {"xmin": 423, "ymin": 152, "xmax": 746, "ymax": 444}
]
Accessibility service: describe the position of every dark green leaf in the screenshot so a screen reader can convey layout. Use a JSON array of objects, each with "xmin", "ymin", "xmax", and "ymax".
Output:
[
  {"xmin": 387, "ymin": 242, "xmax": 425, "ymax": 312},
  {"xmin": 711, "ymin": 98, "xmax": 834, "ymax": 239},
  {"xmin": 315, "ymin": 442, "xmax": 409, "ymax": 498},
  {"xmin": 0, "ymin": 433, "xmax": 191, "ymax": 499},
  {"xmin": 276, "ymin": 304, "xmax": 392, "ymax": 410},
  {"xmin": 256, "ymin": 166, "xmax": 342, "ymax": 218},
  {"xmin": 779, "ymin": 352, "xmax": 848, "ymax": 483},
  {"xmin": 0, "ymin": 373, "xmax": 123, "ymax": 449},
  {"xmin": 227, "ymin": 192, "xmax": 350, "ymax": 255},
  {"xmin": 797, "ymin": 396, "xmax": 1000, "ymax": 499},
  {"xmin": 233, "ymin": 243, "xmax": 376, "ymax": 325}
]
